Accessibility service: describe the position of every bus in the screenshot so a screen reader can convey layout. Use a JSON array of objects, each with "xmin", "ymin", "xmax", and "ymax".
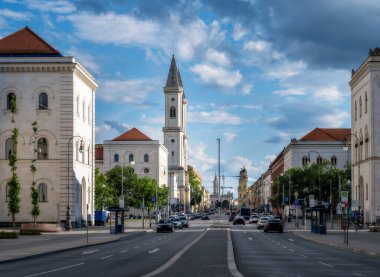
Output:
[{"xmin": 239, "ymin": 207, "xmax": 251, "ymax": 220}]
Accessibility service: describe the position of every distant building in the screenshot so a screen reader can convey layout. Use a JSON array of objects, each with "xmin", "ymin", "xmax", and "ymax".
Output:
[
  {"xmin": 350, "ymin": 48, "xmax": 380, "ymax": 224},
  {"xmin": 0, "ymin": 27, "xmax": 97, "ymax": 225},
  {"xmin": 237, "ymin": 167, "xmax": 249, "ymax": 207},
  {"xmin": 98, "ymin": 128, "xmax": 168, "ymax": 187}
]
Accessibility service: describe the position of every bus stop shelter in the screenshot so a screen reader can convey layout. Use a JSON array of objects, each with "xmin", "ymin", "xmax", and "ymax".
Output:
[
  {"xmin": 310, "ymin": 206, "xmax": 327, "ymax": 234},
  {"xmin": 108, "ymin": 206, "xmax": 129, "ymax": 234}
]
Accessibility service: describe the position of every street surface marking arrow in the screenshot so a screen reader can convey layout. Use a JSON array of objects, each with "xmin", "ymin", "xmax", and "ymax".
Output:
[
  {"xmin": 288, "ymin": 238, "xmax": 294, "ymax": 242},
  {"xmin": 82, "ymin": 250, "xmax": 99, "ymax": 255},
  {"xmin": 248, "ymin": 237, "xmax": 252, "ymax": 240},
  {"xmin": 149, "ymin": 248, "xmax": 160, "ymax": 254}
]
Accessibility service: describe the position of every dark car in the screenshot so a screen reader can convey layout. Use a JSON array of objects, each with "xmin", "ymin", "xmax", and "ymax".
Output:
[
  {"xmin": 201, "ymin": 213, "xmax": 210, "ymax": 220},
  {"xmin": 264, "ymin": 219, "xmax": 283, "ymax": 233},
  {"xmin": 179, "ymin": 215, "xmax": 189, "ymax": 227},
  {"xmin": 233, "ymin": 216, "xmax": 245, "ymax": 225},
  {"xmin": 156, "ymin": 219, "xmax": 174, "ymax": 233}
]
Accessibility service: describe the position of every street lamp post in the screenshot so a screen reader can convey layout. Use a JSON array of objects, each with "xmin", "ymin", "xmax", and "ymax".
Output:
[
  {"xmin": 65, "ymin": 136, "xmax": 84, "ymax": 231},
  {"xmin": 156, "ymin": 165, "xmax": 166, "ymax": 221}
]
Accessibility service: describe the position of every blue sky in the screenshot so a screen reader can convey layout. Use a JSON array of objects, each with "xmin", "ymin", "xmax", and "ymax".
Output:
[{"xmin": 1, "ymin": 0, "xmax": 379, "ymax": 195}]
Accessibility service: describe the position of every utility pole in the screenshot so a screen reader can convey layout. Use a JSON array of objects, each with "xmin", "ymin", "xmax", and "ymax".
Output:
[{"xmin": 217, "ymin": 138, "xmax": 221, "ymax": 228}]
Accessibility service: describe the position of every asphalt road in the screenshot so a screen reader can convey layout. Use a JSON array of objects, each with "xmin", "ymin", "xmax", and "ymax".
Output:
[
  {"xmin": 232, "ymin": 228, "xmax": 380, "ymax": 277},
  {"xmin": 2, "ymin": 215, "xmax": 380, "ymax": 277}
]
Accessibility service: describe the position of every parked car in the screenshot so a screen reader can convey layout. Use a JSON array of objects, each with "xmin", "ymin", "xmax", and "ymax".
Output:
[
  {"xmin": 179, "ymin": 215, "xmax": 189, "ymax": 227},
  {"xmin": 264, "ymin": 219, "xmax": 284, "ymax": 233},
  {"xmin": 257, "ymin": 216, "xmax": 270, "ymax": 229},
  {"xmin": 156, "ymin": 219, "xmax": 174, "ymax": 233},
  {"xmin": 201, "ymin": 213, "xmax": 210, "ymax": 220},
  {"xmin": 194, "ymin": 213, "xmax": 202, "ymax": 219},
  {"xmin": 169, "ymin": 216, "xmax": 183, "ymax": 229},
  {"xmin": 233, "ymin": 216, "xmax": 245, "ymax": 225},
  {"xmin": 249, "ymin": 215, "xmax": 259, "ymax": 224},
  {"xmin": 185, "ymin": 214, "xmax": 195, "ymax": 220}
]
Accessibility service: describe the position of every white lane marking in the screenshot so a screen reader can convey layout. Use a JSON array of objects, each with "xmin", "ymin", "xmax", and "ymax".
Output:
[
  {"xmin": 100, "ymin": 255, "xmax": 113, "ymax": 260},
  {"xmin": 282, "ymin": 246, "xmax": 287, "ymax": 249},
  {"xmin": 353, "ymin": 273, "xmax": 365, "ymax": 276},
  {"xmin": 288, "ymin": 238, "xmax": 294, "ymax": 242},
  {"xmin": 143, "ymin": 243, "xmax": 149, "ymax": 246},
  {"xmin": 276, "ymin": 243, "xmax": 281, "ymax": 246},
  {"xmin": 24, "ymin": 263, "xmax": 84, "ymax": 277},
  {"xmin": 248, "ymin": 237, "xmax": 252, "ymax": 241},
  {"xmin": 289, "ymin": 249, "xmax": 295, "ymax": 252},
  {"xmin": 120, "ymin": 250, "xmax": 128, "ymax": 253},
  {"xmin": 300, "ymin": 254, "xmax": 308, "ymax": 259},
  {"xmin": 148, "ymin": 248, "xmax": 160, "ymax": 254},
  {"xmin": 243, "ymin": 231, "xmax": 247, "ymax": 234},
  {"xmin": 134, "ymin": 245, "xmax": 141, "ymax": 249},
  {"xmin": 82, "ymin": 250, "xmax": 99, "ymax": 255},
  {"xmin": 272, "ymin": 240, "xmax": 276, "ymax": 243},
  {"xmin": 318, "ymin": 261, "xmax": 333, "ymax": 268},
  {"xmin": 142, "ymin": 230, "xmax": 208, "ymax": 277}
]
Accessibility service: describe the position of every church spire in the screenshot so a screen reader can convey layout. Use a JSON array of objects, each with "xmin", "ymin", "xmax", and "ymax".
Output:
[{"xmin": 166, "ymin": 54, "xmax": 183, "ymax": 87}]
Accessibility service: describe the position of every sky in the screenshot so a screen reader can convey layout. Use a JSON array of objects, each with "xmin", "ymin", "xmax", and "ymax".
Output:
[{"xmin": 1, "ymin": 0, "xmax": 379, "ymax": 195}]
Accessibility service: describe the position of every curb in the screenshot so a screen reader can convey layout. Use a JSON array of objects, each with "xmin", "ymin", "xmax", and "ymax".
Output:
[
  {"xmin": 290, "ymin": 231, "xmax": 380, "ymax": 258},
  {"xmin": 0, "ymin": 231, "xmax": 146, "ymax": 264}
]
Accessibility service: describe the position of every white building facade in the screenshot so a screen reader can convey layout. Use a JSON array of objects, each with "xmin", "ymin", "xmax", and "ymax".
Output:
[
  {"xmin": 350, "ymin": 48, "xmax": 380, "ymax": 224},
  {"xmin": 0, "ymin": 27, "xmax": 97, "ymax": 226},
  {"xmin": 100, "ymin": 128, "xmax": 168, "ymax": 187}
]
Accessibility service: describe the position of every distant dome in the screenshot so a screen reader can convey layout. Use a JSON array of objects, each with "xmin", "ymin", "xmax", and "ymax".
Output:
[{"xmin": 240, "ymin": 166, "xmax": 247, "ymax": 174}]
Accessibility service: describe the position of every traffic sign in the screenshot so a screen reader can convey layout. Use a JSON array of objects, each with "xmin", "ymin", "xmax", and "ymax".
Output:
[
  {"xmin": 341, "ymin": 191, "xmax": 348, "ymax": 203},
  {"xmin": 151, "ymin": 196, "xmax": 156, "ymax": 203}
]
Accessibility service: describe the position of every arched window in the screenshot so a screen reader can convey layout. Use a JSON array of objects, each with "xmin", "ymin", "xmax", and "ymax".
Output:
[
  {"xmin": 359, "ymin": 96, "xmax": 362, "ymax": 118},
  {"xmin": 355, "ymin": 101, "xmax": 357, "ymax": 121},
  {"xmin": 5, "ymin": 138, "xmax": 14, "ymax": 159},
  {"xmin": 76, "ymin": 96, "xmax": 80, "ymax": 114},
  {"xmin": 82, "ymin": 101, "xmax": 86, "ymax": 118},
  {"xmin": 114, "ymin": 153, "xmax": 119, "ymax": 163},
  {"xmin": 38, "ymin": 92, "xmax": 48, "ymax": 109},
  {"xmin": 365, "ymin": 91, "xmax": 368, "ymax": 114},
  {"xmin": 144, "ymin": 168, "xmax": 149, "ymax": 173},
  {"xmin": 37, "ymin": 138, "xmax": 48, "ymax": 159},
  {"xmin": 129, "ymin": 153, "xmax": 134, "ymax": 162},
  {"xmin": 170, "ymin": 106, "xmax": 176, "ymax": 118},
  {"xmin": 88, "ymin": 146, "xmax": 91, "ymax": 165},
  {"xmin": 331, "ymin": 156, "xmax": 337, "ymax": 166},
  {"xmin": 365, "ymin": 126, "xmax": 369, "ymax": 159},
  {"xmin": 88, "ymin": 105, "xmax": 91, "ymax": 121},
  {"xmin": 317, "ymin": 156, "xmax": 323, "ymax": 165},
  {"xmin": 38, "ymin": 183, "xmax": 47, "ymax": 202},
  {"xmin": 302, "ymin": 156, "xmax": 308, "ymax": 166},
  {"xmin": 7, "ymin": 93, "xmax": 16, "ymax": 110},
  {"xmin": 144, "ymin": 154, "xmax": 149, "ymax": 162}
]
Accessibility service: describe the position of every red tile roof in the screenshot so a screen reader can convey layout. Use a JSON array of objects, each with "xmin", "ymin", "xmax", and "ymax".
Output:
[
  {"xmin": 300, "ymin": 128, "xmax": 351, "ymax": 142},
  {"xmin": 0, "ymin": 26, "xmax": 61, "ymax": 56},
  {"xmin": 113, "ymin": 127, "xmax": 152, "ymax": 141}
]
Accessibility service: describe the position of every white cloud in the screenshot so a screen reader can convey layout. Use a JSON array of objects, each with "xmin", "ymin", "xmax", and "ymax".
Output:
[
  {"xmin": 318, "ymin": 111, "xmax": 350, "ymax": 127},
  {"xmin": 273, "ymin": 88, "xmax": 306, "ymax": 96},
  {"xmin": 264, "ymin": 60, "xmax": 306, "ymax": 80},
  {"xmin": 188, "ymin": 110, "xmax": 242, "ymax": 125},
  {"xmin": 188, "ymin": 142, "xmax": 218, "ymax": 172},
  {"xmin": 206, "ymin": 48, "xmax": 230, "ymax": 66},
  {"xmin": 0, "ymin": 9, "xmax": 30, "ymax": 20},
  {"xmin": 231, "ymin": 156, "xmax": 261, "ymax": 176},
  {"xmin": 98, "ymin": 79, "xmax": 160, "ymax": 105},
  {"xmin": 312, "ymin": 85, "xmax": 344, "ymax": 104},
  {"xmin": 232, "ymin": 23, "xmax": 246, "ymax": 41},
  {"xmin": 243, "ymin": 40, "xmax": 270, "ymax": 52},
  {"xmin": 190, "ymin": 63, "xmax": 243, "ymax": 88},
  {"xmin": 241, "ymin": 84, "xmax": 253, "ymax": 95},
  {"xmin": 95, "ymin": 123, "xmax": 122, "ymax": 143},
  {"xmin": 223, "ymin": 132, "xmax": 237, "ymax": 142},
  {"xmin": 26, "ymin": 0, "xmax": 76, "ymax": 14}
]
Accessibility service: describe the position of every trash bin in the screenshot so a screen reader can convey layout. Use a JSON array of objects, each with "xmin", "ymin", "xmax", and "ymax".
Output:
[
  {"xmin": 318, "ymin": 225, "xmax": 326, "ymax": 234},
  {"xmin": 117, "ymin": 224, "xmax": 122, "ymax": 233}
]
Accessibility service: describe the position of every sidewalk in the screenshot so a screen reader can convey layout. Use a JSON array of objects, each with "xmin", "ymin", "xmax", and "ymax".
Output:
[
  {"xmin": 284, "ymin": 219, "xmax": 380, "ymax": 257},
  {"xmin": 0, "ymin": 220, "xmax": 152, "ymax": 263}
]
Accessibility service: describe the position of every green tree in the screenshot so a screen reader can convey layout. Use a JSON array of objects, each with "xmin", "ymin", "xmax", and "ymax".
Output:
[
  {"xmin": 95, "ymin": 168, "xmax": 114, "ymax": 210},
  {"xmin": 7, "ymin": 95, "xmax": 21, "ymax": 228},
  {"xmin": 189, "ymin": 170, "xmax": 202, "ymax": 209},
  {"xmin": 30, "ymin": 121, "xmax": 40, "ymax": 224}
]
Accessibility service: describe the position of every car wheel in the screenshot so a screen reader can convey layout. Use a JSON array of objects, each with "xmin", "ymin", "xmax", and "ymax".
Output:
[{"xmin": 264, "ymin": 230, "xmax": 268, "ymax": 233}]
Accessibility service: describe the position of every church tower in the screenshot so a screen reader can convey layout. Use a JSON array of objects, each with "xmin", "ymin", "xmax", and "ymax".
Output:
[
  {"xmin": 163, "ymin": 55, "xmax": 190, "ymax": 213},
  {"xmin": 238, "ymin": 167, "xmax": 248, "ymax": 207},
  {"xmin": 213, "ymin": 172, "xmax": 219, "ymax": 195}
]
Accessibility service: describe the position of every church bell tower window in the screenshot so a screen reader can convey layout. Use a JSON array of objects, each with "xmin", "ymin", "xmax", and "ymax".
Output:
[{"xmin": 170, "ymin": 106, "xmax": 176, "ymax": 118}]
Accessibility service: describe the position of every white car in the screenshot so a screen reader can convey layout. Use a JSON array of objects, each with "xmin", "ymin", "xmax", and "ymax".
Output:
[
  {"xmin": 249, "ymin": 215, "xmax": 259, "ymax": 224},
  {"xmin": 257, "ymin": 217, "xmax": 270, "ymax": 229}
]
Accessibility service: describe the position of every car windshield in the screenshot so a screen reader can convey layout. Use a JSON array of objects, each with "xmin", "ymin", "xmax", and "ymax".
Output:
[
  {"xmin": 179, "ymin": 216, "xmax": 186, "ymax": 220},
  {"xmin": 171, "ymin": 218, "xmax": 179, "ymax": 221}
]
